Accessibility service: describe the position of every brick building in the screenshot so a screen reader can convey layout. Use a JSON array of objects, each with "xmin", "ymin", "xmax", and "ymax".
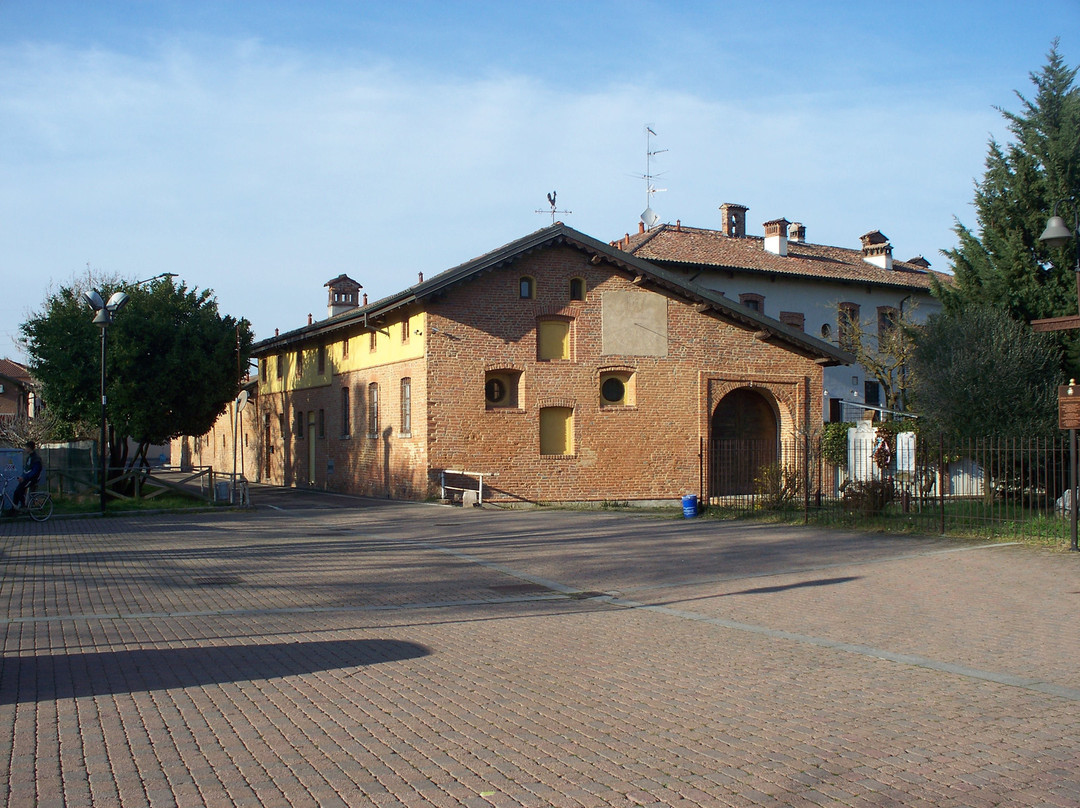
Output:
[
  {"xmin": 0, "ymin": 359, "xmax": 37, "ymax": 425},
  {"xmin": 618, "ymin": 205, "xmax": 952, "ymax": 421},
  {"xmin": 250, "ymin": 223, "xmax": 851, "ymax": 504}
]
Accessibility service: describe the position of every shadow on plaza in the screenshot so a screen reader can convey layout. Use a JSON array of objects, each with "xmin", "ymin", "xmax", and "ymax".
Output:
[{"xmin": 0, "ymin": 638, "xmax": 430, "ymax": 704}]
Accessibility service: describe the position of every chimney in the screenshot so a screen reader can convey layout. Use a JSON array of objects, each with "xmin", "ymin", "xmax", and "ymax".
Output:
[
  {"xmin": 763, "ymin": 218, "xmax": 790, "ymax": 257},
  {"xmin": 324, "ymin": 274, "xmax": 363, "ymax": 318},
  {"xmin": 307, "ymin": 313, "xmax": 313, "ymax": 325},
  {"xmin": 789, "ymin": 222, "xmax": 806, "ymax": 243},
  {"xmin": 720, "ymin": 203, "xmax": 748, "ymax": 238},
  {"xmin": 907, "ymin": 255, "xmax": 931, "ymax": 268},
  {"xmin": 418, "ymin": 272, "xmax": 424, "ymax": 283},
  {"xmin": 860, "ymin": 230, "xmax": 893, "ymax": 270}
]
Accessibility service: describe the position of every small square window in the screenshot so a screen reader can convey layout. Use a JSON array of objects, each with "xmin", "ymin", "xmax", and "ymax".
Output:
[{"xmin": 520, "ymin": 276, "xmax": 535, "ymax": 299}]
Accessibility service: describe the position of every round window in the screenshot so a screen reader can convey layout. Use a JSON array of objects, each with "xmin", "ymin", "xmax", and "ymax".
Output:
[
  {"xmin": 485, "ymin": 378, "xmax": 506, "ymax": 404},
  {"xmin": 601, "ymin": 377, "xmax": 625, "ymax": 404}
]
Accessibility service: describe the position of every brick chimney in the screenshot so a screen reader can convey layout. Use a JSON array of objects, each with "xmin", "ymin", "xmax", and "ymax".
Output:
[
  {"xmin": 763, "ymin": 218, "xmax": 790, "ymax": 256},
  {"xmin": 789, "ymin": 222, "xmax": 806, "ymax": 243},
  {"xmin": 860, "ymin": 230, "xmax": 893, "ymax": 270},
  {"xmin": 325, "ymin": 274, "xmax": 363, "ymax": 318},
  {"xmin": 720, "ymin": 203, "xmax": 748, "ymax": 238}
]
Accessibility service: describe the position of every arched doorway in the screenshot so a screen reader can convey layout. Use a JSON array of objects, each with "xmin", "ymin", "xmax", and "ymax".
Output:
[{"xmin": 709, "ymin": 387, "xmax": 778, "ymax": 496}]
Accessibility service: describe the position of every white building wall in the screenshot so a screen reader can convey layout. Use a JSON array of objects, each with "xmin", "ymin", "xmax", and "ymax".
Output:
[{"xmin": 689, "ymin": 269, "xmax": 941, "ymax": 422}]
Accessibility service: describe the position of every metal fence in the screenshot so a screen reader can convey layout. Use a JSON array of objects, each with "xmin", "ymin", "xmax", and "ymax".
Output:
[{"xmin": 703, "ymin": 433, "xmax": 1073, "ymax": 544}]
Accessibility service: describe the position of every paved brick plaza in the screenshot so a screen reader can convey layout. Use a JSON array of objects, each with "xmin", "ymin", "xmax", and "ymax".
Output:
[{"xmin": 2, "ymin": 489, "xmax": 1079, "ymax": 807}]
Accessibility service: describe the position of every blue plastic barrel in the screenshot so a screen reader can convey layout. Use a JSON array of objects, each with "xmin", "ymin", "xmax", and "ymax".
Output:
[{"xmin": 681, "ymin": 494, "xmax": 698, "ymax": 518}]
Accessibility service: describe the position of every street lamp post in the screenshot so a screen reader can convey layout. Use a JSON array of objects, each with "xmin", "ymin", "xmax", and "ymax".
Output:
[
  {"xmin": 82, "ymin": 290, "xmax": 130, "ymax": 514},
  {"xmin": 1039, "ymin": 200, "xmax": 1080, "ymax": 551}
]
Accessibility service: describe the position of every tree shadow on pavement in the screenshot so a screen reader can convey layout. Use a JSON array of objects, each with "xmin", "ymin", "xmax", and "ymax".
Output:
[{"xmin": 1, "ymin": 638, "xmax": 429, "ymax": 704}]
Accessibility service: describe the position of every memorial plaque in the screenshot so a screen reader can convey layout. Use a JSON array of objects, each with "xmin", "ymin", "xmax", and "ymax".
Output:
[{"xmin": 1060, "ymin": 383, "xmax": 1080, "ymax": 429}]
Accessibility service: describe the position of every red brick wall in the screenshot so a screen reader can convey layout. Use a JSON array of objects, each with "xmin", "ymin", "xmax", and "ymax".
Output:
[{"xmin": 424, "ymin": 245, "xmax": 823, "ymax": 503}]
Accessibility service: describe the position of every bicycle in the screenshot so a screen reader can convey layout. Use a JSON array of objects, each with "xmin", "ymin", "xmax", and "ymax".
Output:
[{"xmin": 0, "ymin": 469, "xmax": 53, "ymax": 522}]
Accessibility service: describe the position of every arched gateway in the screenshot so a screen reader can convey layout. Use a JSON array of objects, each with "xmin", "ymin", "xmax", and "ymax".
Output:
[{"xmin": 709, "ymin": 387, "xmax": 779, "ymax": 497}]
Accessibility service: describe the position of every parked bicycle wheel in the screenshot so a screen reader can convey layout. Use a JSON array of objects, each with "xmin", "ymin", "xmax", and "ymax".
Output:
[{"xmin": 28, "ymin": 492, "xmax": 52, "ymax": 522}]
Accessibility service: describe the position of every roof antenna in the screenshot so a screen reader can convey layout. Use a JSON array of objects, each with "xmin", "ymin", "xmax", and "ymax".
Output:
[
  {"xmin": 536, "ymin": 190, "xmax": 572, "ymax": 224},
  {"xmin": 640, "ymin": 125, "xmax": 666, "ymax": 229}
]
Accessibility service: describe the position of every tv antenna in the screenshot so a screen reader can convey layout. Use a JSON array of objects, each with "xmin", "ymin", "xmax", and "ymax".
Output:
[
  {"xmin": 536, "ymin": 190, "xmax": 572, "ymax": 224},
  {"xmin": 639, "ymin": 125, "xmax": 667, "ymax": 229}
]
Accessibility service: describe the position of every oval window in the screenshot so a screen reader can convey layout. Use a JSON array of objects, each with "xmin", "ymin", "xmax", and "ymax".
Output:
[
  {"xmin": 601, "ymin": 377, "xmax": 625, "ymax": 404},
  {"xmin": 485, "ymin": 378, "xmax": 506, "ymax": 404}
]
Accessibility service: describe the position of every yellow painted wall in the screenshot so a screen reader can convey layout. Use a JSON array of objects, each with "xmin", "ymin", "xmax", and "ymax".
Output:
[{"xmin": 259, "ymin": 311, "xmax": 426, "ymax": 395}]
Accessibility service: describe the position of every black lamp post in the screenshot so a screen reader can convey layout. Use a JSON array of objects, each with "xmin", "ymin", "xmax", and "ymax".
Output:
[
  {"xmin": 82, "ymin": 289, "xmax": 130, "ymax": 514},
  {"xmin": 1039, "ymin": 200, "xmax": 1080, "ymax": 551}
]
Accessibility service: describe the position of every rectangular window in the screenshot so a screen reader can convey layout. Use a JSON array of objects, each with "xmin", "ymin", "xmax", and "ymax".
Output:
[
  {"xmin": 341, "ymin": 387, "xmax": 350, "ymax": 437},
  {"xmin": 295, "ymin": 409, "xmax": 304, "ymax": 439},
  {"xmin": 838, "ymin": 303, "xmax": 860, "ymax": 351},
  {"xmin": 342, "ymin": 338, "xmax": 349, "ymax": 359},
  {"xmin": 368, "ymin": 383, "xmax": 379, "ymax": 437},
  {"xmin": 296, "ymin": 348, "xmax": 304, "ymax": 376},
  {"xmin": 865, "ymin": 380, "xmax": 881, "ymax": 407},
  {"xmin": 369, "ymin": 330, "xmax": 377, "ymax": 352},
  {"xmin": 402, "ymin": 316, "xmax": 410, "ymax": 343},
  {"xmin": 401, "ymin": 377, "xmax": 412, "ymax": 435},
  {"xmin": 540, "ymin": 407, "xmax": 574, "ymax": 455},
  {"xmin": 318, "ymin": 409, "xmax": 325, "ymax": 438},
  {"xmin": 317, "ymin": 345, "xmax": 326, "ymax": 374},
  {"xmin": 538, "ymin": 320, "xmax": 570, "ymax": 360},
  {"xmin": 276, "ymin": 354, "xmax": 284, "ymax": 379},
  {"xmin": 260, "ymin": 358, "xmax": 267, "ymax": 381},
  {"xmin": 878, "ymin": 307, "xmax": 898, "ymax": 341}
]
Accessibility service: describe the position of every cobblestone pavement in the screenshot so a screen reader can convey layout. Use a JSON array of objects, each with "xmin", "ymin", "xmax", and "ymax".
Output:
[{"xmin": 2, "ymin": 491, "xmax": 1079, "ymax": 807}]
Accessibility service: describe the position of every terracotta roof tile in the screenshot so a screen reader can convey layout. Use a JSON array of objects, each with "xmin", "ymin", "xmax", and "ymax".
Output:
[
  {"xmin": 618, "ymin": 224, "xmax": 953, "ymax": 292},
  {"xmin": 0, "ymin": 359, "xmax": 31, "ymax": 384}
]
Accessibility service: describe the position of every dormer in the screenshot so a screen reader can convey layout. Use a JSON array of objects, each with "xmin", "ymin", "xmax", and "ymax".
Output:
[{"xmin": 325, "ymin": 274, "xmax": 363, "ymax": 318}]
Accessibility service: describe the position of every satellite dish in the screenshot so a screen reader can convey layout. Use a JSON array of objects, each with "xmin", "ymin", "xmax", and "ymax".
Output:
[
  {"xmin": 641, "ymin": 207, "xmax": 660, "ymax": 229},
  {"xmin": 237, "ymin": 389, "xmax": 250, "ymax": 411}
]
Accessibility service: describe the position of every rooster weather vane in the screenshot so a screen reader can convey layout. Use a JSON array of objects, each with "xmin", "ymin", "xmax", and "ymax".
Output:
[{"xmin": 536, "ymin": 190, "xmax": 572, "ymax": 224}]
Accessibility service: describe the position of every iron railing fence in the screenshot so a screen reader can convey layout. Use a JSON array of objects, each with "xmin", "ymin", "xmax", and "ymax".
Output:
[{"xmin": 703, "ymin": 434, "xmax": 1072, "ymax": 544}]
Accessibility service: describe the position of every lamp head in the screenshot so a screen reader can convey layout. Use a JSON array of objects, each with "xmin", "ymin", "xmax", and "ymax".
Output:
[
  {"xmin": 82, "ymin": 290, "xmax": 104, "ymax": 311},
  {"xmin": 106, "ymin": 291, "xmax": 129, "ymax": 312},
  {"xmin": 1040, "ymin": 214, "xmax": 1075, "ymax": 248}
]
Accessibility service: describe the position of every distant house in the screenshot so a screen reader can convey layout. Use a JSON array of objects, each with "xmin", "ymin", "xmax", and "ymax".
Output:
[
  {"xmin": 616, "ymin": 204, "xmax": 951, "ymax": 421},
  {"xmin": 0, "ymin": 358, "xmax": 37, "ymax": 424},
  {"xmin": 243, "ymin": 223, "xmax": 851, "ymax": 504}
]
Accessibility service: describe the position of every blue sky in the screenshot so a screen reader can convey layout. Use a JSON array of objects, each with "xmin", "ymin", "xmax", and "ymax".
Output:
[{"xmin": 2, "ymin": 1, "xmax": 1078, "ymax": 359}]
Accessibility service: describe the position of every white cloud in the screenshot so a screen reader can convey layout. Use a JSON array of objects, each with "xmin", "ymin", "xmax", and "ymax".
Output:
[{"xmin": 0, "ymin": 35, "xmax": 1009, "ymax": 356}]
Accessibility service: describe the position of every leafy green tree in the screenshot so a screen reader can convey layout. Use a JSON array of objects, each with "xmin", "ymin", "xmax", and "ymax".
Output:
[
  {"xmin": 936, "ymin": 41, "xmax": 1080, "ymax": 374},
  {"xmin": 20, "ymin": 274, "xmax": 252, "ymax": 476},
  {"xmin": 909, "ymin": 306, "xmax": 1061, "ymax": 439}
]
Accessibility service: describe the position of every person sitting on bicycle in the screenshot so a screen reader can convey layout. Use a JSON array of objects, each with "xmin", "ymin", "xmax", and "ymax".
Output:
[{"xmin": 13, "ymin": 441, "xmax": 42, "ymax": 509}]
